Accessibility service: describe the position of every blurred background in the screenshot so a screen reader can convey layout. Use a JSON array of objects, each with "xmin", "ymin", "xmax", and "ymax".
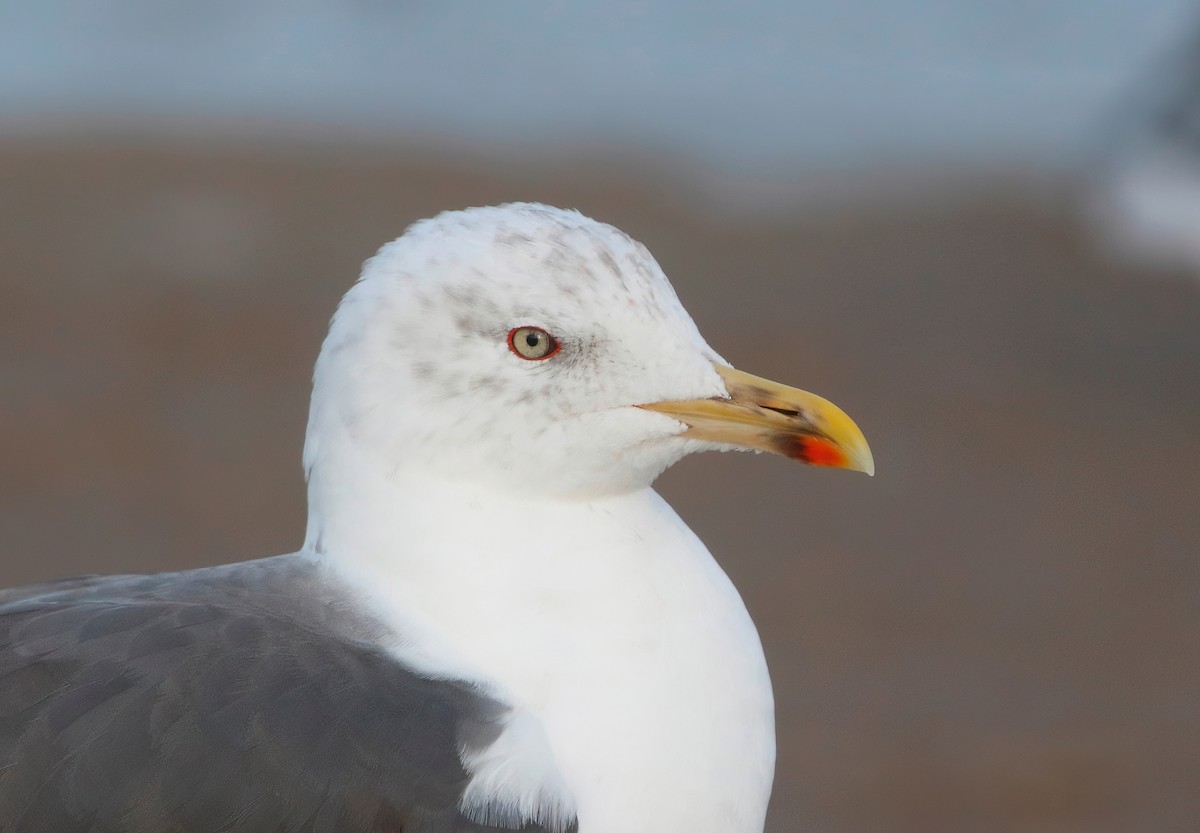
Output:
[{"xmin": 2, "ymin": 3, "xmax": 1199, "ymax": 832}]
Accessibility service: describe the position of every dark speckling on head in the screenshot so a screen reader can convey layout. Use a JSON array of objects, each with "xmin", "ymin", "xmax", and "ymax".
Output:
[
  {"xmin": 595, "ymin": 248, "xmax": 622, "ymax": 281},
  {"xmin": 302, "ymin": 202, "xmax": 727, "ymax": 497}
]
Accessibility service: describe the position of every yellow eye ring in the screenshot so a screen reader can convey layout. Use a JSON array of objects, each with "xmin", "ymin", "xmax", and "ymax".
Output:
[{"xmin": 507, "ymin": 326, "xmax": 560, "ymax": 360}]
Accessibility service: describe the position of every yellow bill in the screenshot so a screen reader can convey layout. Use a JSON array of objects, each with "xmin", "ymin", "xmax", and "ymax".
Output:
[{"xmin": 639, "ymin": 364, "xmax": 875, "ymax": 475}]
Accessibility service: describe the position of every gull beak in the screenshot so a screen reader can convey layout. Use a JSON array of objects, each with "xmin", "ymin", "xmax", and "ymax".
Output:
[{"xmin": 639, "ymin": 364, "xmax": 875, "ymax": 475}]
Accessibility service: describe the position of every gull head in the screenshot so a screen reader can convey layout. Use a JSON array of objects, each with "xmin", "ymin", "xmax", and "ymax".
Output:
[{"xmin": 304, "ymin": 203, "xmax": 872, "ymax": 501}]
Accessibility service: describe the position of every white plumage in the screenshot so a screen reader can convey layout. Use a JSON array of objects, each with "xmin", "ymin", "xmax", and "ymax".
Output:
[{"xmin": 304, "ymin": 204, "xmax": 775, "ymax": 832}]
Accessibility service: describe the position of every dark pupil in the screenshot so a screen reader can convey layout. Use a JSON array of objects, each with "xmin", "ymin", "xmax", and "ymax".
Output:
[{"xmin": 525, "ymin": 332, "xmax": 541, "ymax": 348}]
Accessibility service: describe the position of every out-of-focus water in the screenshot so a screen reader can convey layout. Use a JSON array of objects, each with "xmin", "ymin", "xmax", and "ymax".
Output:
[{"xmin": 1, "ymin": 0, "xmax": 1195, "ymax": 177}]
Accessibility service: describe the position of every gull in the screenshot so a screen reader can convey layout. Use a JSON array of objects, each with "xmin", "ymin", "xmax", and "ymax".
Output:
[{"xmin": 0, "ymin": 203, "xmax": 873, "ymax": 833}]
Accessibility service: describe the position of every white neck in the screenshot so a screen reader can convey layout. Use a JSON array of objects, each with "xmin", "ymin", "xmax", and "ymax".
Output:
[{"xmin": 303, "ymin": 444, "xmax": 776, "ymax": 833}]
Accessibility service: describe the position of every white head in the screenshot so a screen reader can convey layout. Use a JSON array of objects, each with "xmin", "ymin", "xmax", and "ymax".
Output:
[{"xmin": 303, "ymin": 203, "xmax": 872, "ymax": 521}]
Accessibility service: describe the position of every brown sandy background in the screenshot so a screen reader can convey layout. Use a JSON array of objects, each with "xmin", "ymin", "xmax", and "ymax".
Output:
[{"xmin": 3, "ymin": 136, "xmax": 1199, "ymax": 833}]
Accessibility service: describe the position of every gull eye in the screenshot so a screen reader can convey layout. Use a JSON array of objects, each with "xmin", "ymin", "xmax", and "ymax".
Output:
[{"xmin": 507, "ymin": 326, "xmax": 560, "ymax": 361}]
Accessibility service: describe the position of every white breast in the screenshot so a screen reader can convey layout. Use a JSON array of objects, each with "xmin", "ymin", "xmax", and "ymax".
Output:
[
  {"xmin": 532, "ymin": 493, "xmax": 776, "ymax": 833},
  {"xmin": 319, "ymin": 483, "xmax": 776, "ymax": 833}
]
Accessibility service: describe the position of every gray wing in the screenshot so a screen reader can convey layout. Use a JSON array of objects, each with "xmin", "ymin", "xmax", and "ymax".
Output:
[{"xmin": 0, "ymin": 557, "xmax": 576, "ymax": 833}]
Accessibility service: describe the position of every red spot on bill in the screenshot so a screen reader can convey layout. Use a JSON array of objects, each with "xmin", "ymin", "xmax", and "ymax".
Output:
[{"xmin": 787, "ymin": 436, "xmax": 848, "ymax": 468}]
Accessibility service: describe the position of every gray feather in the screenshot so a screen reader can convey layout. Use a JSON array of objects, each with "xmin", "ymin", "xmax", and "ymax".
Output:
[{"xmin": 0, "ymin": 555, "xmax": 576, "ymax": 833}]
